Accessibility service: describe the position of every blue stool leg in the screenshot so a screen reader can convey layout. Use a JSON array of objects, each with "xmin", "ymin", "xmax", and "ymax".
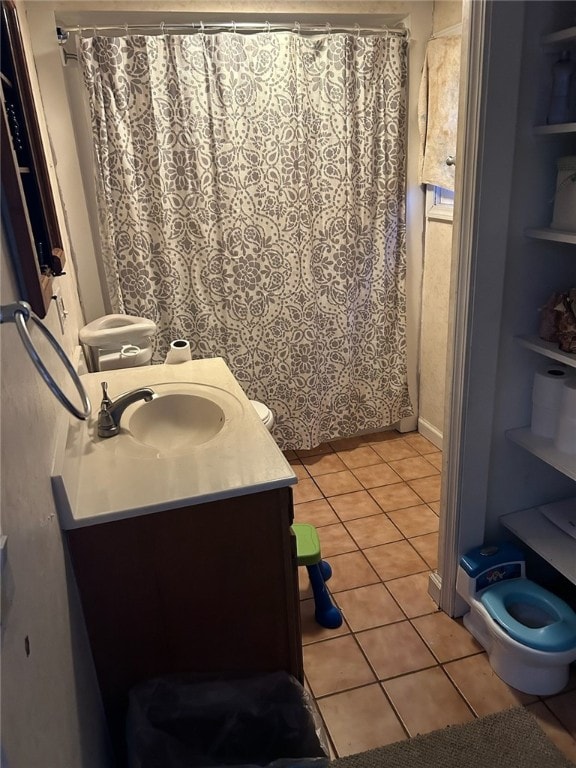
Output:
[
  {"xmin": 319, "ymin": 560, "xmax": 332, "ymax": 581},
  {"xmin": 307, "ymin": 563, "xmax": 342, "ymax": 629}
]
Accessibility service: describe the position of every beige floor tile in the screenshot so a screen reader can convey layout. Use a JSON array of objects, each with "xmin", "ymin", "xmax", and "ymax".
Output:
[
  {"xmin": 544, "ymin": 689, "xmax": 576, "ymax": 736},
  {"xmin": 303, "ymin": 635, "xmax": 376, "ymax": 697},
  {"xmin": 329, "ymin": 490, "xmax": 385, "ymax": 522},
  {"xmin": 322, "ymin": 551, "xmax": 380, "ymax": 593},
  {"xmin": 357, "ymin": 621, "xmax": 436, "ymax": 680},
  {"xmin": 412, "ymin": 612, "xmax": 483, "ymax": 662},
  {"xmin": 300, "ymin": 598, "xmax": 350, "ymax": 645},
  {"xmin": 289, "ymin": 461, "xmax": 311, "ymax": 480},
  {"xmin": 301, "ymin": 453, "xmax": 348, "ymax": 476},
  {"xmin": 384, "ymin": 667, "xmax": 474, "ymax": 736},
  {"xmin": 371, "ymin": 439, "xmax": 419, "ymax": 462},
  {"xmin": 444, "ymin": 654, "xmax": 537, "ymax": 716},
  {"xmin": 528, "ymin": 702, "xmax": 576, "ymax": 763},
  {"xmin": 334, "ymin": 583, "xmax": 404, "ymax": 631},
  {"xmin": 409, "ymin": 532, "xmax": 439, "ymax": 569},
  {"xmin": 298, "ymin": 566, "xmax": 313, "ymax": 599},
  {"xmin": 318, "ymin": 523, "xmax": 358, "ymax": 557},
  {"xmin": 387, "ymin": 457, "xmax": 439, "ymax": 482},
  {"xmin": 408, "ymin": 475, "xmax": 442, "ymax": 503},
  {"xmin": 369, "ymin": 483, "xmax": 424, "ymax": 512},
  {"xmin": 293, "ymin": 499, "xmax": 339, "ymax": 527},
  {"xmin": 336, "ymin": 445, "xmax": 383, "ymax": 469},
  {"xmin": 314, "ymin": 470, "xmax": 364, "ymax": 498},
  {"xmin": 295, "ymin": 443, "xmax": 334, "ymax": 458},
  {"xmin": 352, "ymin": 464, "xmax": 402, "ymax": 490},
  {"xmin": 425, "ymin": 453, "xmax": 443, "ymax": 471},
  {"xmin": 403, "ymin": 434, "xmax": 439, "ymax": 455},
  {"xmin": 364, "ymin": 540, "xmax": 428, "ymax": 582},
  {"xmin": 386, "ymin": 572, "xmax": 440, "ymax": 619},
  {"xmin": 344, "ymin": 513, "xmax": 403, "ymax": 549},
  {"xmin": 428, "ymin": 500, "xmax": 441, "ymax": 514},
  {"xmin": 387, "ymin": 505, "xmax": 439, "ymax": 538},
  {"xmin": 318, "ymin": 684, "xmax": 406, "ymax": 757},
  {"xmin": 293, "ymin": 478, "xmax": 323, "ymax": 505}
]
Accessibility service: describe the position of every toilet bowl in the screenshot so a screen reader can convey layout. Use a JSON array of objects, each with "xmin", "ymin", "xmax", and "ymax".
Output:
[
  {"xmin": 456, "ymin": 543, "xmax": 576, "ymax": 695},
  {"xmin": 250, "ymin": 399, "xmax": 275, "ymax": 431}
]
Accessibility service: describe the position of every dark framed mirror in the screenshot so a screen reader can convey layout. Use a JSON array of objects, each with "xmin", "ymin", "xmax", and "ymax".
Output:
[{"xmin": 1, "ymin": 0, "xmax": 64, "ymax": 318}]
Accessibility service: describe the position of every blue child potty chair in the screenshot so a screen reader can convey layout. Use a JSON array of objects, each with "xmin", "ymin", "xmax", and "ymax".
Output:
[{"xmin": 456, "ymin": 543, "xmax": 576, "ymax": 695}]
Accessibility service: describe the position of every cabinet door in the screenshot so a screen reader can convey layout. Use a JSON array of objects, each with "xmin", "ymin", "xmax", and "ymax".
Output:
[{"xmin": 67, "ymin": 487, "xmax": 302, "ymax": 759}]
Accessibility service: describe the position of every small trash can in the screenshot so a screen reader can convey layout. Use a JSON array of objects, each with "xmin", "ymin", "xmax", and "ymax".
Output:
[{"xmin": 126, "ymin": 672, "xmax": 330, "ymax": 768}]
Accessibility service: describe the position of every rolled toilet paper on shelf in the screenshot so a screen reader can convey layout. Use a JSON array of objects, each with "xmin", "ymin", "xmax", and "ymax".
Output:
[
  {"xmin": 164, "ymin": 339, "xmax": 192, "ymax": 364},
  {"xmin": 555, "ymin": 380, "xmax": 576, "ymax": 454},
  {"xmin": 531, "ymin": 366, "xmax": 568, "ymax": 438}
]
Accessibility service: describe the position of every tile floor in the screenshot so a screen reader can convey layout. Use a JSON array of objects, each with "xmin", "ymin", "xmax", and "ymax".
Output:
[{"xmin": 285, "ymin": 430, "xmax": 576, "ymax": 761}]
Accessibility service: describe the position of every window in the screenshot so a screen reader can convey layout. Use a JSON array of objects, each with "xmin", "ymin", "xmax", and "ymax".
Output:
[{"xmin": 426, "ymin": 184, "xmax": 454, "ymax": 222}]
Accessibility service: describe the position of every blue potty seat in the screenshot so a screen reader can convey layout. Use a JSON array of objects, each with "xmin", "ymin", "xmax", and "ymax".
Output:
[{"xmin": 480, "ymin": 579, "xmax": 576, "ymax": 652}]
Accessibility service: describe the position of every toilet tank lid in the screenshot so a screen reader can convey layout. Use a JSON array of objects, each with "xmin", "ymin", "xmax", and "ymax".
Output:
[
  {"xmin": 460, "ymin": 543, "xmax": 525, "ymax": 577},
  {"xmin": 79, "ymin": 314, "xmax": 157, "ymax": 346}
]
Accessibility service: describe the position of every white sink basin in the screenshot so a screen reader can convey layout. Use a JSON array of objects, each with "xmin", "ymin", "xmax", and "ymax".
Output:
[
  {"xmin": 126, "ymin": 390, "xmax": 225, "ymax": 452},
  {"xmin": 53, "ymin": 359, "xmax": 297, "ymax": 529}
]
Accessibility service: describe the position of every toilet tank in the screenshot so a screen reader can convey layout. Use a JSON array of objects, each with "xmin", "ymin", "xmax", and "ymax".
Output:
[{"xmin": 79, "ymin": 314, "xmax": 157, "ymax": 372}]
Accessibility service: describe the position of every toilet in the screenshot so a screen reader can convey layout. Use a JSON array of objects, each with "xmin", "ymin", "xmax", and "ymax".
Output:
[
  {"xmin": 456, "ymin": 543, "xmax": 576, "ymax": 695},
  {"xmin": 250, "ymin": 399, "xmax": 275, "ymax": 431},
  {"xmin": 79, "ymin": 314, "xmax": 157, "ymax": 372}
]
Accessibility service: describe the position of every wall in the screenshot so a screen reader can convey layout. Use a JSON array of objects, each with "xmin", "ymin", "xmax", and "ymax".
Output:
[
  {"xmin": 0, "ymin": 6, "xmax": 112, "ymax": 767},
  {"xmin": 417, "ymin": 0, "xmax": 462, "ymax": 448}
]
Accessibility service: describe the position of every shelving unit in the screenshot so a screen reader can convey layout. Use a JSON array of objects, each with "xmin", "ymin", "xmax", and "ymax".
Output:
[
  {"xmin": 501, "ymin": 503, "xmax": 575, "ymax": 584},
  {"xmin": 534, "ymin": 123, "xmax": 576, "ymax": 135},
  {"xmin": 516, "ymin": 335, "xmax": 576, "ymax": 367},
  {"xmin": 525, "ymin": 228, "xmax": 576, "ymax": 244},
  {"xmin": 502, "ymin": 20, "xmax": 576, "ymax": 582}
]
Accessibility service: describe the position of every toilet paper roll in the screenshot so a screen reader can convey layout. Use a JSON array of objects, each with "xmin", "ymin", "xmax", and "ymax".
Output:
[
  {"xmin": 558, "ymin": 379, "xmax": 576, "ymax": 420},
  {"xmin": 531, "ymin": 367, "xmax": 567, "ymax": 438},
  {"xmin": 555, "ymin": 380, "xmax": 576, "ymax": 454},
  {"xmin": 555, "ymin": 415, "xmax": 576, "ymax": 455},
  {"xmin": 164, "ymin": 339, "xmax": 192, "ymax": 364}
]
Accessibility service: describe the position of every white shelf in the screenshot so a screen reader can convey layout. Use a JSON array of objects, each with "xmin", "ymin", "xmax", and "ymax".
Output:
[
  {"xmin": 525, "ymin": 228, "xmax": 576, "ymax": 244},
  {"xmin": 501, "ymin": 503, "xmax": 576, "ymax": 585},
  {"xmin": 542, "ymin": 26, "xmax": 576, "ymax": 46},
  {"xmin": 507, "ymin": 427, "xmax": 576, "ymax": 480},
  {"xmin": 534, "ymin": 123, "xmax": 576, "ymax": 135},
  {"xmin": 516, "ymin": 335, "xmax": 576, "ymax": 368}
]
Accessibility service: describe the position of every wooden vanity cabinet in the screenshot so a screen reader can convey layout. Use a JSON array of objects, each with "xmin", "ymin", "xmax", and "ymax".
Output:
[{"xmin": 67, "ymin": 486, "xmax": 302, "ymax": 760}]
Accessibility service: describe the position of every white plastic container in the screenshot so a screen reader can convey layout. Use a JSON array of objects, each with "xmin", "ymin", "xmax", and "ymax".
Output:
[{"xmin": 551, "ymin": 156, "xmax": 576, "ymax": 233}]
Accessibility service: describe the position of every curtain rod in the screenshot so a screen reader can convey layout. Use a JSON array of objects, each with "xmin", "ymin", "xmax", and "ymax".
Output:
[{"xmin": 58, "ymin": 21, "xmax": 409, "ymax": 39}]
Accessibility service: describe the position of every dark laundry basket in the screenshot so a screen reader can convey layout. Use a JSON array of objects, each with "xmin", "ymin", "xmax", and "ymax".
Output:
[{"xmin": 126, "ymin": 672, "xmax": 330, "ymax": 768}]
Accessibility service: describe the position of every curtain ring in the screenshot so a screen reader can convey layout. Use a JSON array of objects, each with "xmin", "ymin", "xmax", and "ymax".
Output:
[
  {"xmin": 325, "ymin": 22, "xmax": 331, "ymax": 35},
  {"xmin": 265, "ymin": 21, "xmax": 271, "ymax": 35},
  {"xmin": 200, "ymin": 21, "xmax": 205, "ymax": 34},
  {"xmin": 353, "ymin": 23, "xmax": 361, "ymax": 39},
  {"xmin": 232, "ymin": 21, "xmax": 237, "ymax": 34},
  {"xmin": 293, "ymin": 21, "xmax": 300, "ymax": 35},
  {"xmin": 160, "ymin": 21, "xmax": 165, "ymax": 35},
  {"xmin": 124, "ymin": 24, "xmax": 129, "ymax": 36}
]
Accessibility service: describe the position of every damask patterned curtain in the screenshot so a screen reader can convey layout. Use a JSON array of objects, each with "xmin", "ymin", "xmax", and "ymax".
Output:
[{"xmin": 79, "ymin": 31, "xmax": 413, "ymax": 450}]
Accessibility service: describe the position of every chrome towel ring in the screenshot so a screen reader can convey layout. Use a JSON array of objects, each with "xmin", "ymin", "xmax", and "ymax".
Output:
[{"xmin": 0, "ymin": 301, "xmax": 91, "ymax": 420}]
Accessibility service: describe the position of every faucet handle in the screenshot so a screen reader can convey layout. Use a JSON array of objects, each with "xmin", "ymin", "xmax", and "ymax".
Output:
[{"xmin": 100, "ymin": 381, "xmax": 112, "ymax": 409}]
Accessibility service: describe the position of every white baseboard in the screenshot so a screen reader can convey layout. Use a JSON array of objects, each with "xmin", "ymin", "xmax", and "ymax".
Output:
[
  {"xmin": 427, "ymin": 571, "xmax": 442, "ymax": 607},
  {"xmin": 417, "ymin": 417, "xmax": 443, "ymax": 449}
]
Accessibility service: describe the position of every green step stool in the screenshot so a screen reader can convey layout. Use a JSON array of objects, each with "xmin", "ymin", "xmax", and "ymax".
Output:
[{"xmin": 292, "ymin": 523, "xmax": 343, "ymax": 629}]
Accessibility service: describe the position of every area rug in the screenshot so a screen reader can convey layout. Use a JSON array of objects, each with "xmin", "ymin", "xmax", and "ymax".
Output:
[{"xmin": 329, "ymin": 707, "xmax": 575, "ymax": 768}]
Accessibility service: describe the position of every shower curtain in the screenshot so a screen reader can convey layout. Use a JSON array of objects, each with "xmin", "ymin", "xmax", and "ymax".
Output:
[{"xmin": 79, "ymin": 30, "xmax": 413, "ymax": 450}]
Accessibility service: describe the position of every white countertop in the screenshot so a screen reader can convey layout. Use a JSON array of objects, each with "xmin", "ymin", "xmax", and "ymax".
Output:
[{"xmin": 52, "ymin": 358, "xmax": 297, "ymax": 529}]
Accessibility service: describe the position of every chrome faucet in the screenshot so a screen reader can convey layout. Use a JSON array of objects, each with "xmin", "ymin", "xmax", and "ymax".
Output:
[{"xmin": 97, "ymin": 381, "xmax": 155, "ymax": 438}]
